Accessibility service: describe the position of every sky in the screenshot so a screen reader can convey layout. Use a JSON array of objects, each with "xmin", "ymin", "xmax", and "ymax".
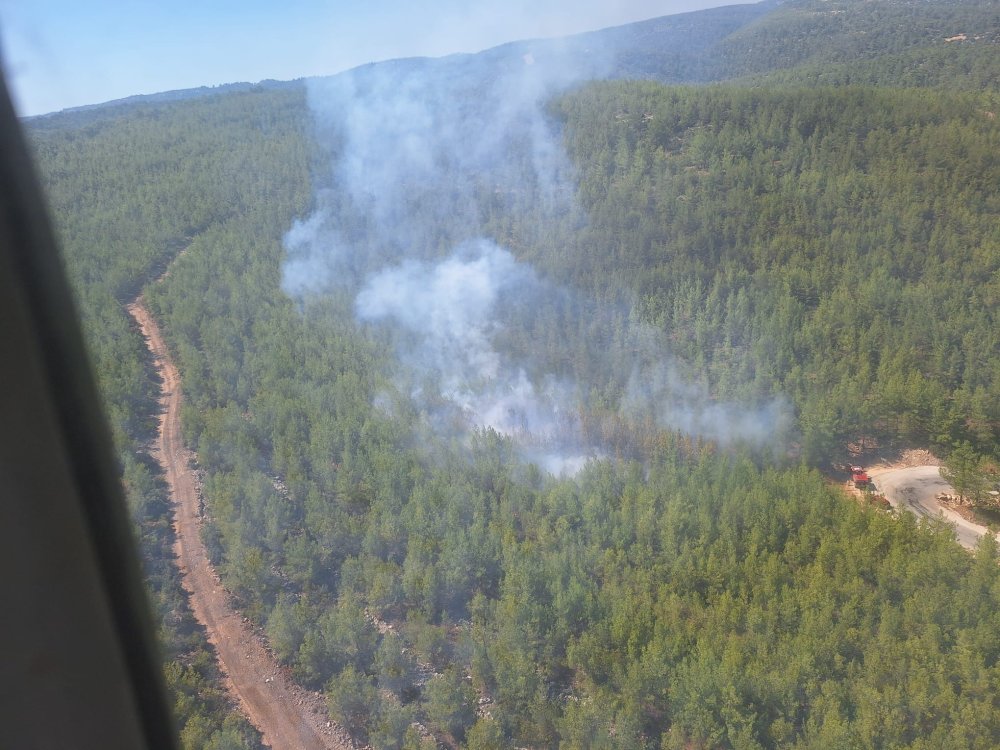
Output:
[{"xmin": 0, "ymin": 0, "xmax": 747, "ymax": 117}]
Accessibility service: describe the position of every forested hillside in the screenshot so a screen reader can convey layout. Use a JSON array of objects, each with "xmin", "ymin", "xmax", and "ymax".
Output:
[
  {"xmin": 30, "ymin": 85, "xmax": 314, "ymax": 749},
  {"xmin": 26, "ymin": 0, "xmax": 1000, "ymax": 748},
  {"xmin": 551, "ymin": 84, "xmax": 1000, "ymax": 463},
  {"xmin": 718, "ymin": 0, "xmax": 1000, "ymax": 80},
  {"xmin": 136, "ymin": 84, "xmax": 1000, "ymax": 749}
]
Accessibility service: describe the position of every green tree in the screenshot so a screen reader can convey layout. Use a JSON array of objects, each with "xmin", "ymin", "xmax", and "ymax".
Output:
[
  {"xmin": 369, "ymin": 700, "xmax": 415, "ymax": 750},
  {"xmin": 375, "ymin": 632, "xmax": 420, "ymax": 701},
  {"xmin": 465, "ymin": 717, "xmax": 505, "ymax": 750},
  {"xmin": 940, "ymin": 442, "xmax": 990, "ymax": 505},
  {"xmin": 425, "ymin": 667, "xmax": 478, "ymax": 743},
  {"xmin": 326, "ymin": 665, "xmax": 378, "ymax": 742}
]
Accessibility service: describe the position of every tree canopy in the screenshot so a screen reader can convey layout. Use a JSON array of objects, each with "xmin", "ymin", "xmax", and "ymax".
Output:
[{"xmin": 27, "ymin": 0, "xmax": 1000, "ymax": 746}]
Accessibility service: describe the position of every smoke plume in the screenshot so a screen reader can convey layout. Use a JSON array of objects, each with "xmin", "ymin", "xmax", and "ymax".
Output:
[{"xmin": 282, "ymin": 39, "xmax": 791, "ymax": 473}]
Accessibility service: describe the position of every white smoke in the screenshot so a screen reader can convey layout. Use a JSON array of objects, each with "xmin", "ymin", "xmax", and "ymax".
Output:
[
  {"xmin": 355, "ymin": 240, "xmax": 588, "ymax": 457},
  {"xmin": 355, "ymin": 241, "xmax": 523, "ymax": 386},
  {"xmin": 282, "ymin": 40, "xmax": 792, "ymax": 474},
  {"xmin": 281, "ymin": 207, "xmax": 339, "ymax": 296},
  {"xmin": 623, "ymin": 359, "xmax": 793, "ymax": 448}
]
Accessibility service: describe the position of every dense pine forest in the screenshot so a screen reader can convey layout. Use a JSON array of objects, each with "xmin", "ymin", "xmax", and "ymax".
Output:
[
  {"xmin": 26, "ymin": 0, "xmax": 1000, "ymax": 747},
  {"xmin": 552, "ymin": 84, "xmax": 1000, "ymax": 462},
  {"xmin": 30, "ymin": 86, "xmax": 313, "ymax": 749}
]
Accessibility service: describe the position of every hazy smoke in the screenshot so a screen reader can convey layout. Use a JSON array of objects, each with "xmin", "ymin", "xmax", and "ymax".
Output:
[
  {"xmin": 353, "ymin": 239, "xmax": 592, "ymax": 472},
  {"xmin": 622, "ymin": 359, "xmax": 793, "ymax": 448},
  {"xmin": 355, "ymin": 241, "xmax": 527, "ymax": 388},
  {"xmin": 282, "ymin": 40, "xmax": 791, "ymax": 474}
]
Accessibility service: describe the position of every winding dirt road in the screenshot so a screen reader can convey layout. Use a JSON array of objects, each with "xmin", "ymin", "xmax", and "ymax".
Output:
[
  {"xmin": 128, "ymin": 295, "xmax": 351, "ymax": 750},
  {"xmin": 870, "ymin": 465, "xmax": 992, "ymax": 550}
]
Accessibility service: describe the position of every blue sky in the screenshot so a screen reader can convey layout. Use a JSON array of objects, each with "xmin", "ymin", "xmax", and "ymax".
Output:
[{"xmin": 0, "ymin": 0, "xmax": 746, "ymax": 116}]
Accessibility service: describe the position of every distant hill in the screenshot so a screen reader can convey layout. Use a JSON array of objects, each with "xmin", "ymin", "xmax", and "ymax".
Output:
[
  {"xmin": 28, "ymin": 0, "xmax": 999, "ymax": 130},
  {"xmin": 24, "ymin": 79, "xmax": 299, "ymax": 131},
  {"xmin": 726, "ymin": 0, "xmax": 1000, "ymax": 88},
  {"xmin": 321, "ymin": 0, "xmax": 999, "ymax": 92}
]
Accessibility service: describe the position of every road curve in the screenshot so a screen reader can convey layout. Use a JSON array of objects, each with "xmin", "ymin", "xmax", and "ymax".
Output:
[
  {"xmin": 128, "ymin": 295, "xmax": 351, "ymax": 750},
  {"xmin": 871, "ymin": 465, "xmax": 991, "ymax": 550}
]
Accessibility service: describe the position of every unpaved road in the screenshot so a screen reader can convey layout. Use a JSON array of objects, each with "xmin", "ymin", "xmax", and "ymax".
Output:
[
  {"xmin": 870, "ymin": 465, "xmax": 990, "ymax": 550},
  {"xmin": 128, "ymin": 295, "xmax": 351, "ymax": 750}
]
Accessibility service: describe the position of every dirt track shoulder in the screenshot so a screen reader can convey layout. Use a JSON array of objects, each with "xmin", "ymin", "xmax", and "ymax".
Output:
[
  {"xmin": 869, "ymin": 464, "xmax": 992, "ymax": 551},
  {"xmin": 128, "ymin": 296, "xmax": 351, "ymax": 750}
]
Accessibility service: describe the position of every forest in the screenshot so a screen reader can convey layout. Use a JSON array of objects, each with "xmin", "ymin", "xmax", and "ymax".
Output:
[
  {"xmin": 25, "ymin": 0, "xmax": 1000, "ymax": 747},
  {"xmin": 551, "ymin": 84, "xmax": 1000, "ymax": 463}
]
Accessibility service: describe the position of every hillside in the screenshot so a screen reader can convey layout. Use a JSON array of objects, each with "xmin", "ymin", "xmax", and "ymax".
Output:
[
  {"xmin": 30, "ymin": 85, "xmax": 314, "ymax": 749},
  {"xmin": 552, "ymin": 83, "xmax": 1000, "ymax": 462},
  {"xmin": 28, "ymin": 0, "xmax": 998, "ymax": 125},
  {"xmin": 25, "ymin": 0, "xmax": 1000, "ymax": 748},
  {"xmin": 720, "ymin": 0, "xmax": 1000, "ymax": 78}
]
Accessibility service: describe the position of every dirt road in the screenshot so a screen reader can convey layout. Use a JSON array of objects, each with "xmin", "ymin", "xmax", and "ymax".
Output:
[
  {"xmin": 128, "ymin": 296, "xmax": 351, "ymax": 750},
  {"xmin": 870, "ymin": 465, "xmax": 990, "ymax": 550}
]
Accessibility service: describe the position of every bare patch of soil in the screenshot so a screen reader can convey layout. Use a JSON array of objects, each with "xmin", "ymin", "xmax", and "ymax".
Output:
[
  {"xmin": 836, "ymin": 442, "xmax": 941, "ymax": 507},
  {"xmin": 939, "ymin": 498, "xmax": 981, "ymax": 525},
  {"xmin": 938, "ymin": 496, "xmax": 1000, "ymax": 531}
]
